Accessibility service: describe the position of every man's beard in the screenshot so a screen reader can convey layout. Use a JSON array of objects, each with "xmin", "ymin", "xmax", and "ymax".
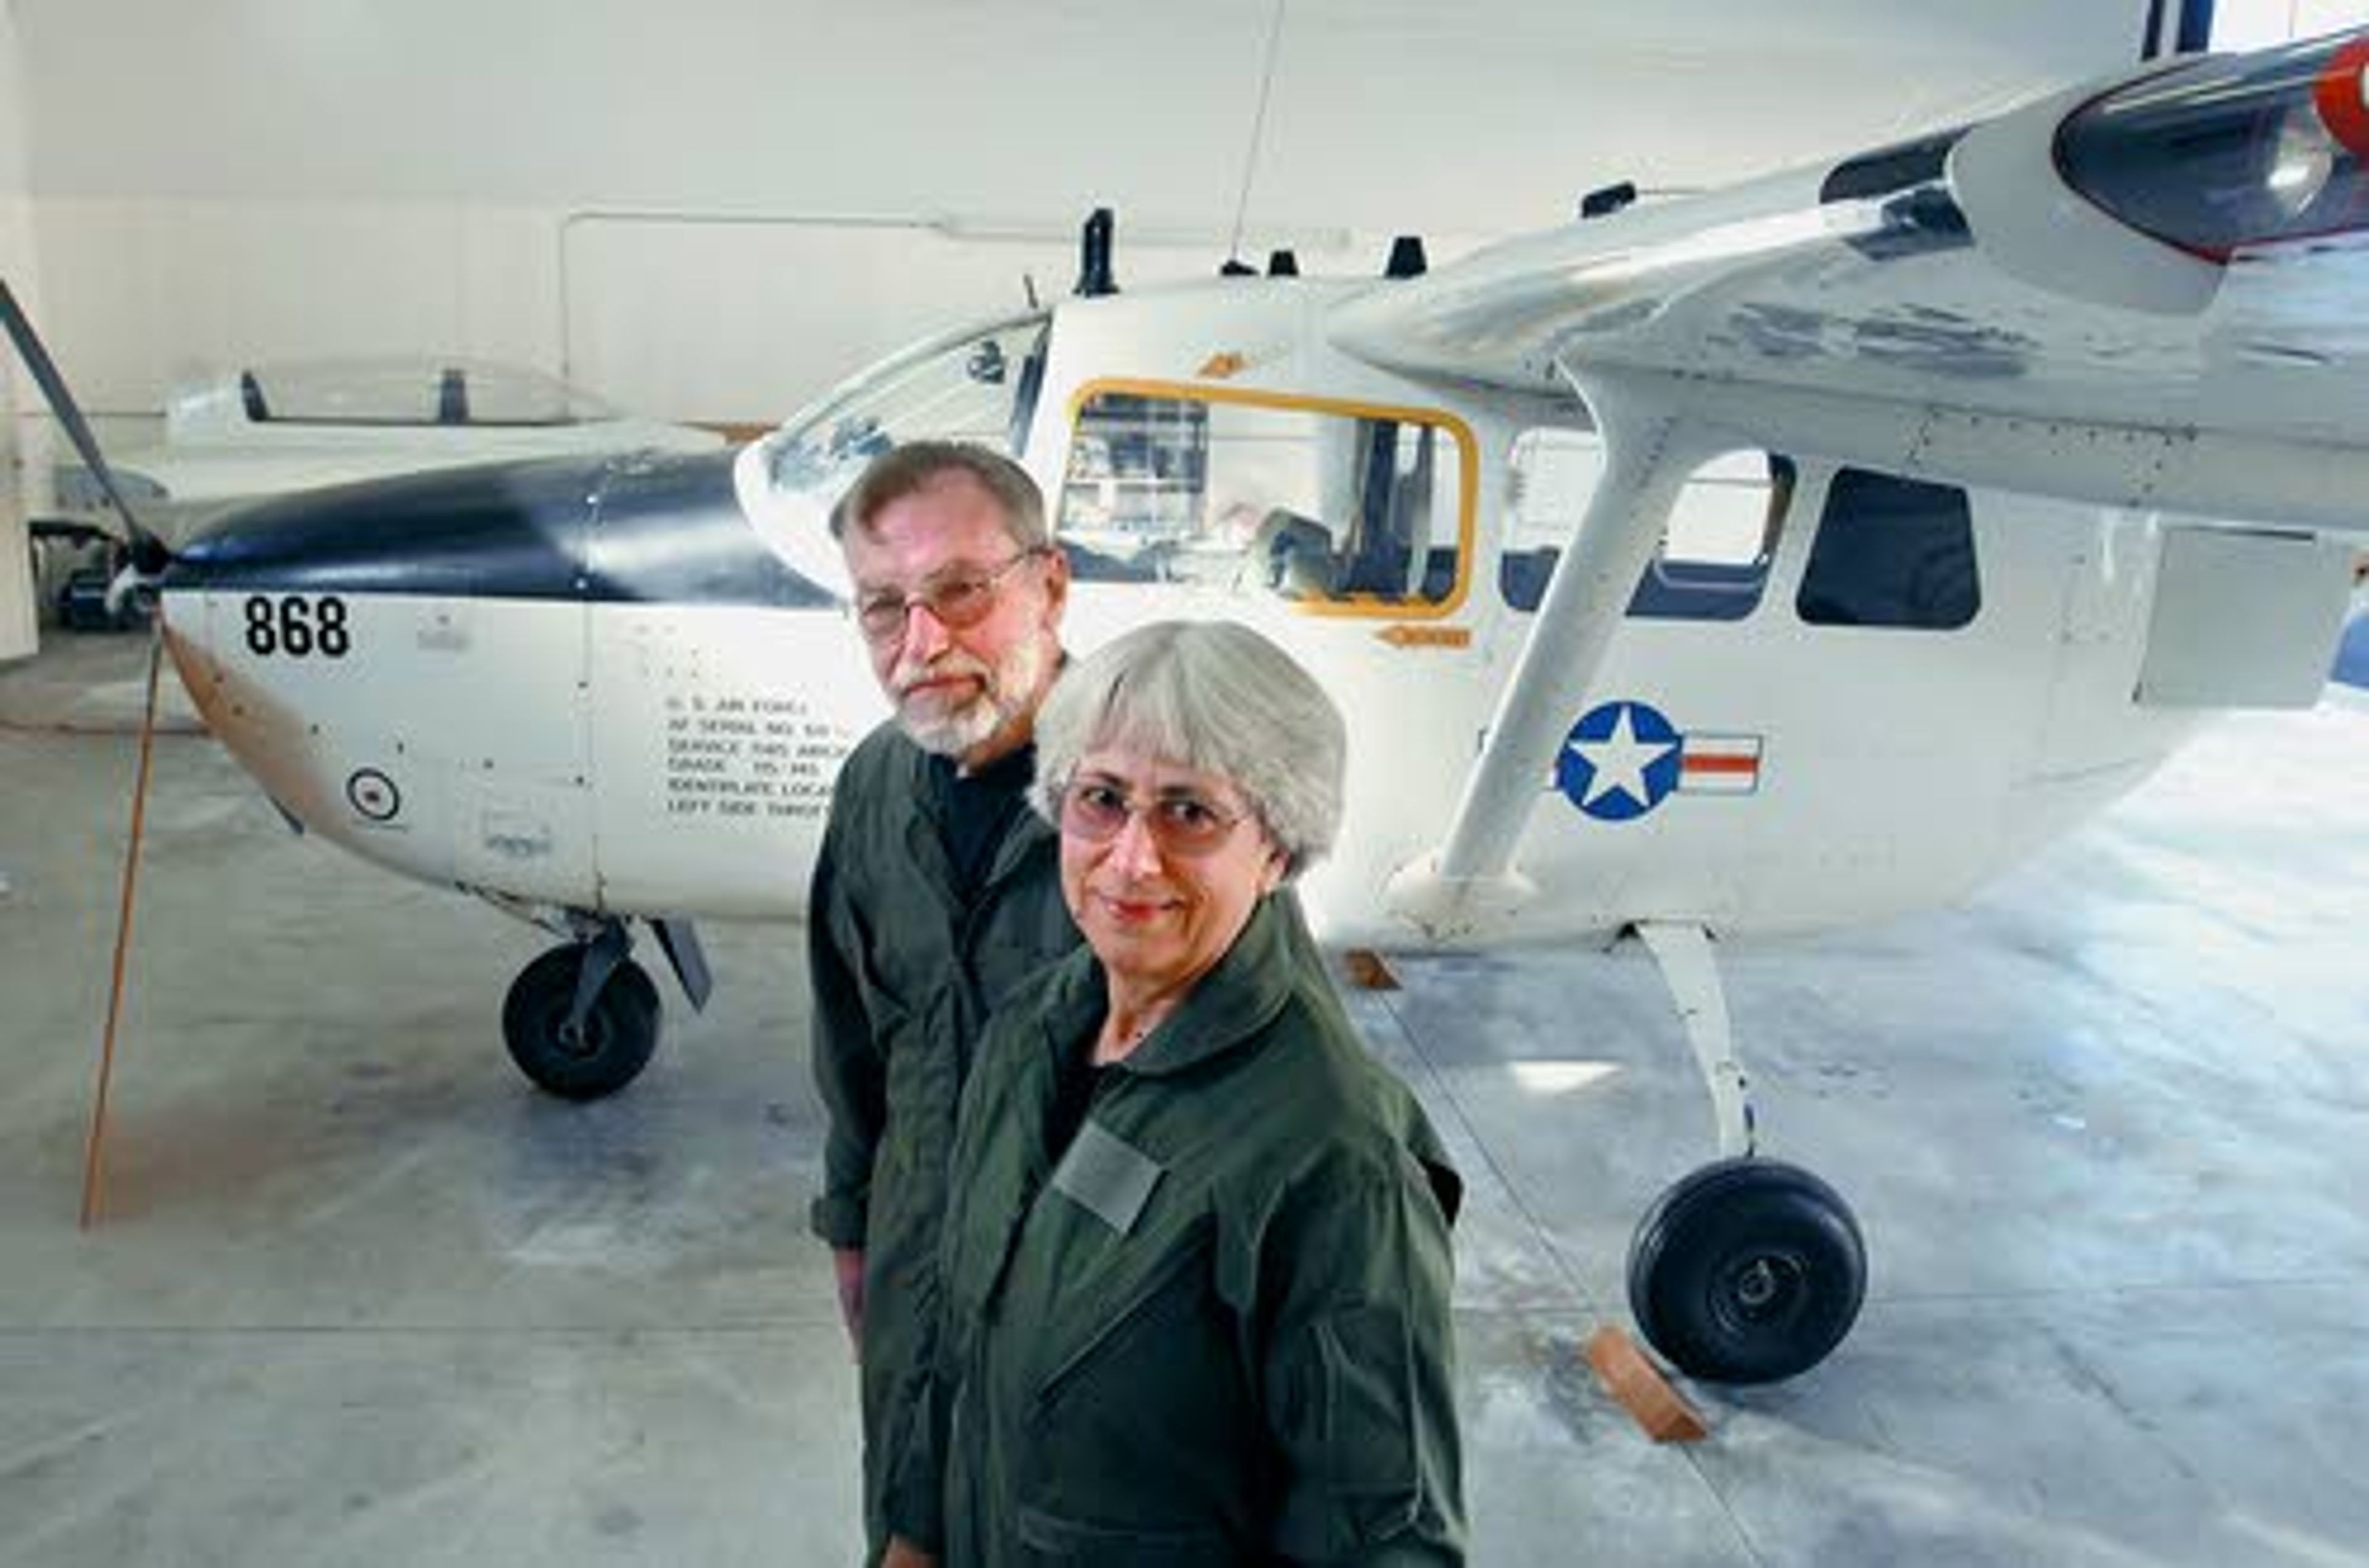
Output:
[{"xmin": 891, "ymin": 632, "xmax": 1051, "ymax": 760}]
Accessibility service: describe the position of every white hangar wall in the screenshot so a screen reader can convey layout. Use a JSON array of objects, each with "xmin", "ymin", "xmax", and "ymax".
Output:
[
  {"xmin": 3, "ymin": 3, "xmax": 43, "ymax": 658},
  {"xmin": 11, "ymin": 0, "xmax": 2157, "ymax": 434}
]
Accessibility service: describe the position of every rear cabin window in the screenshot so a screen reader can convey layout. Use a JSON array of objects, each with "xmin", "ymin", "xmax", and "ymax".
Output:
[
  {"xmin": 1502, "ymin": 432, "xmax": 1792, "ymax": 621},
  {"xmin": 1057, "ymin": 385, "xmax": 1471, "ymax": 614},
  {"xmin": 1795, "ymin": 468, "xmax": 1979, "ymax": 629}
]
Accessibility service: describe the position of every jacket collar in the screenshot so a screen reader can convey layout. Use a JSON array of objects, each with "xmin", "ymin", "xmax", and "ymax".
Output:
[{"xmin": 1101, "ymin": 894, "xmax": 1299, "ymax": 1079}]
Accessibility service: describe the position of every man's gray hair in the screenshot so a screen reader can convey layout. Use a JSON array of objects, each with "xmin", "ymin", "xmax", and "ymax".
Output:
[
  {"xmin": 830, "ymin": 440, "xmax": 1050, "ymax": 550},
  {"xmin": 1031, "ymin": 621, "xmax": 1346, "ymax": 877}
]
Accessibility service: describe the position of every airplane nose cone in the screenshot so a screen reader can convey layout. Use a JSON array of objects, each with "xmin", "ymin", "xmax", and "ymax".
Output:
[
  {"xmin": 157, "ymin": 447, "xmax": 813, "ymax": 607},
  {"xmin": 163, "ymin": 456, "xmax": 613, "ymax": 600}
]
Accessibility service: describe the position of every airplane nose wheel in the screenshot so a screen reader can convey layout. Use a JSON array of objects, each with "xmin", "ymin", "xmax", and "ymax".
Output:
[
  {"xmin": 501, "ymin": 937, "xmax": 661, "ymax": 1100},
  {"xmin": 1626, "ymin": 1157, "xmax": 1866, "ymax": 1385}
]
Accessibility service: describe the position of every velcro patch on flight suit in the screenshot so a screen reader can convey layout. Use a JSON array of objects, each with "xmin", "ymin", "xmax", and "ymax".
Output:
[{"xmin": 1050, "ymin": 1121, "xmax": 1164, "ymax": 1235}]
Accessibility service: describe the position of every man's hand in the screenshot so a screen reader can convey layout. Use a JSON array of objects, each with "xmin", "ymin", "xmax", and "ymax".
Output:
[
  {"xmin": 881, "ymin": 1536, "xmax": 937, "ymax": 1568},
  {"xmin": 832, "ymin": 1247, "xmax": 866, "ymax": 1356}
]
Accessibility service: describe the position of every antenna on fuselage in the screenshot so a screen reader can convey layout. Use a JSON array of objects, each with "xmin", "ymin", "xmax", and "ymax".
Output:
[
  {"xmin": 1075, "ymin": 207, "xmax": 1119, "ymax": 297},
  {"xmin": 1581, "ymin": 181, "xmax": 1640, "ymax": 220}
]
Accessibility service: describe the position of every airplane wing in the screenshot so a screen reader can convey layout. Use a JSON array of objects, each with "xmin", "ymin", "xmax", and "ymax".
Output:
[
  {"xmin": 1330, "ymin": 30, "xmax": 2369, "ymax": 540},
  {"xmin": 1339, "ymin": 29, "xmax": 2369, "ymax": 937}
]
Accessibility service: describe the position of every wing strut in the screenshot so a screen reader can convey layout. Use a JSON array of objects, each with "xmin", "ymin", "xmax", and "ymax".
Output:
[{"xmin": 1387, "ymin": 372, "xmax": 1713, "ymax": 938}]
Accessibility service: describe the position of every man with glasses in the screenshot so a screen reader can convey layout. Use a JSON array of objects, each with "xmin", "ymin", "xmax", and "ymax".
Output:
[{"xmin": 806, "ymin": 441, "xmax": 1079, "ymax": 1568}]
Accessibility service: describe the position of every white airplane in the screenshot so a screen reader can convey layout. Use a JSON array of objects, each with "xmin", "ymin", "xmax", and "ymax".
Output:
[
  {"xmin": 10, "ymin": 27, "xmax": 2368, "ymax": 1388},
  {"xmin": 50, "ymin": 356, "xmax": 724, "ymax": 541}
]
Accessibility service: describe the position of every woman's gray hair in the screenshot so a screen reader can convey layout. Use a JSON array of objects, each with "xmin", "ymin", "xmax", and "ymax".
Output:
[{"xmin": 1031, "ymin": 621, "xmax": 1346, "ymax": 877}]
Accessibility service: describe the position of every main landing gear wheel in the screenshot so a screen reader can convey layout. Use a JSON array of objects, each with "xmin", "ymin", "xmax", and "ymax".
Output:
[
  {"xmin": 501, "ymin": 943, "xmax": 661, "ymax": 1100},
  {"xmin": 1626, "ymin": 1157, "xmax": 1866, "ymax": 1385}
]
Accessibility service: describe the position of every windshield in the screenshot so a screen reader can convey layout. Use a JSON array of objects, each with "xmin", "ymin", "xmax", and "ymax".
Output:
[
  {"xmin": 737, "ymin": 308, "xmax": 1052, "ymax": 594},
  {"xmin": 758, "ymin": 310, "xmax": 1051, "ymax": 501}
]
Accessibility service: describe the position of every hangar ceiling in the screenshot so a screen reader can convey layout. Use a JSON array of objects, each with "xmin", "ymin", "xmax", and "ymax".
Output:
[
  {"xmin": 0, "ymin": 0, "xmax": 2181, "ymax": 424},
  {"xmin": 12, "ymin": 1, "xmax": 2161, "ymax": 231}
]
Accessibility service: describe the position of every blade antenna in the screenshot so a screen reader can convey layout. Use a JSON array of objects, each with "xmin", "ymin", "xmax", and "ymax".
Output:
[
  {"xmin": 0, "ymin": 279, "xmax": 172, "ymax": 576},
  {"xmin": 1226, "ymin": 0, "xmax": 1289, "ymax": 268},
  {"xmin": 80, "ymin": 624, "xmax": 166, "ymax": 1228}
]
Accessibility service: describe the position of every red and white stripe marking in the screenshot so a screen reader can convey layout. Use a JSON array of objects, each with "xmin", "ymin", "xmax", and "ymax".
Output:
[{"xmin": 1679, "ymin": 733, "xmax": 1763, "ymax": 794}]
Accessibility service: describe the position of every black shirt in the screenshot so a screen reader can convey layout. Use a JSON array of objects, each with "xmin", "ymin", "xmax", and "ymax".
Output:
[{"xmin": 929, "ymin": 742, "xmax": 1038, "ymax": 899}]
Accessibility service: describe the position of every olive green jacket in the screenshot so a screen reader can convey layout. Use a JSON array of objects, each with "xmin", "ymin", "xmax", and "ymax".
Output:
[
  {"xmin": 807, "ymin": 722, "xmax": 1080, "ymax": 1558},
  {"xmin": 904, "ymin": 895, "xmax": 1466, "ymax": 1566}
]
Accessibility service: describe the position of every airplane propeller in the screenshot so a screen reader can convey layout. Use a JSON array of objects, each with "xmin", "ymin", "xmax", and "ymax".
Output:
[
  {"xmin": 2, "ymin": 277, "xmax": 176, "ymax": 1227},
  {"xmin": 0, "ymin": 281, "xmax": 172, "ymax": 579}
]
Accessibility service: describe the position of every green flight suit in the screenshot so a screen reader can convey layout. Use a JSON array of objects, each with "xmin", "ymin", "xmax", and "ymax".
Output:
[
  {"xmin": 908, "ymin": 894, "xmax": 1467, "ymax": 1566},
  {"xmin": 807, "ymin": 722, "xmax": 1080, "ymax": 1563}
]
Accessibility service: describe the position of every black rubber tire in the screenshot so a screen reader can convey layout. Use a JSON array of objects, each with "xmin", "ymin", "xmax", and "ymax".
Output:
[
  {"xmin": 1626, "ymin": 1157, "xmax": 1866, "ymax": 1385},
  {"xmin": 500, "ymin": 944, "xmax": 661, "ymax": 1100}
]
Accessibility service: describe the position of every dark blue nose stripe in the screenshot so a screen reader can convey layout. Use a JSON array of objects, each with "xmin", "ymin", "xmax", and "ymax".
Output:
[{"xmin": 164, "ymin": 448, "xmax": 834, "ymax": 609}]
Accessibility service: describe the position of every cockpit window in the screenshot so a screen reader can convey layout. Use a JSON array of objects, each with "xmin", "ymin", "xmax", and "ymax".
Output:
[{"xmin": 1056, "ymin": 381, "xmax": 1473, "ymax": 617}]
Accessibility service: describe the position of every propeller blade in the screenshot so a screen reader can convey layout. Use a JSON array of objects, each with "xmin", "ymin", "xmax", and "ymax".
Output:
[
  {"xmin": 79, "ymin": 625, "xmax": 167, "ymax": 1229},
  {"xmin": 0, "ymin": 278, "xmax": 172, "ymax": 576}
]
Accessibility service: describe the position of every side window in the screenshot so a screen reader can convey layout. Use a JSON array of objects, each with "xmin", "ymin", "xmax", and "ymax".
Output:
[
  {"xmin": 1502, "ymin": 432, "xmax": 1792, "ymax": 621},
  {"xmin": 1057, "ymin": 385, "xmax": 1470, "ymax": 614},
  {"xmin": 1796, "ymin": 468, "xmax": 1979, "ymax": 629},
  {"xmin": 1631, "ymin": 453, "xmax": 1793, "ymax": 621}
]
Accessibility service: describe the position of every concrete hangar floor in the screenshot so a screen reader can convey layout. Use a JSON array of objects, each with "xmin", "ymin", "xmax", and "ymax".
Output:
[{"xmin": 2, "ymin": 629, "xmax": 2365, "ymax": 1568}]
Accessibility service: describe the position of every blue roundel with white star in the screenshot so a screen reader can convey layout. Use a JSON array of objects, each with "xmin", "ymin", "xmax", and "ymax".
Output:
[{"xmin": 1556, "ymin": 700, "xmax": 1682, "ymax": 821}]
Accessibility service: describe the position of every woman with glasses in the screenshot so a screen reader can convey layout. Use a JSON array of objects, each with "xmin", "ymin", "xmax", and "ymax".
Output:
[{"xmin": 882, "ymin": 620, "xmax": 1465, "ymax": 1567}]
